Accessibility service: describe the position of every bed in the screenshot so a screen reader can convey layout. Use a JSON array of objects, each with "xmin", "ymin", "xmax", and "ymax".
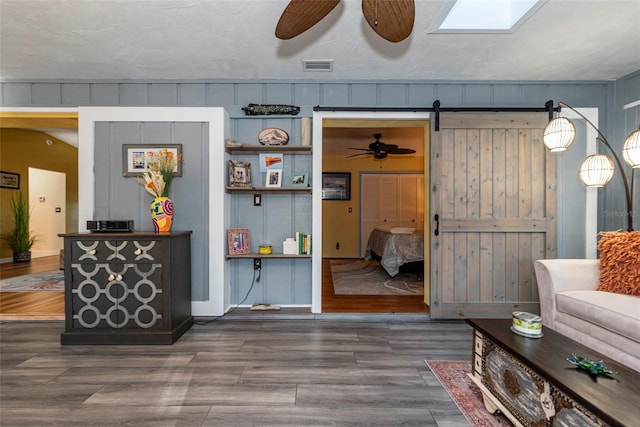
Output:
[{"xmin": 365, "ymin": 226, "xmax": 424, "ymax": 277}]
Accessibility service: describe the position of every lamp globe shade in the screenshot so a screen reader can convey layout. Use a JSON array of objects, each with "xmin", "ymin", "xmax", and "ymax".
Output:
[
  {"xmin": 622, "ymin": 129, "xmax": 640, "ymax": 168},
  {"xmin": 579, "ymin": 154, "xmax": 615, "ymax": 187},
  {"xmin": 543, "ymin": 117, "xmax": 576, "ymax": 152}
]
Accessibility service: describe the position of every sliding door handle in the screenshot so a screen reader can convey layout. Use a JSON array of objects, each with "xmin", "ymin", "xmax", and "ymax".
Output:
[{"xmin": 434, "ymin": 214, "xmax": 439, "ymax": 236}]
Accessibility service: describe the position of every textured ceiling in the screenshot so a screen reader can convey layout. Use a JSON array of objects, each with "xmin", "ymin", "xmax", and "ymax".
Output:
[{"xmin": 1, "ymin": 0, "xmax": 639, "ymax": 82}]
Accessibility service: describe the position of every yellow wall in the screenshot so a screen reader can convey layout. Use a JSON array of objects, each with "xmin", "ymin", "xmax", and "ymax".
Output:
[
  {"xmin": 322, "ymin": 154, "xmax": 424, "ymax": 258},
  {"xmin": 0, "ymin": 129, "xmax": 78, "ymax": 258}
]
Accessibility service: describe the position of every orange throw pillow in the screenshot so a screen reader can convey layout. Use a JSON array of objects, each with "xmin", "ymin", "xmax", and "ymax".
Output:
[{"xmin": 597, "ymin": 231, "xmax": 640, "ymax": 295}]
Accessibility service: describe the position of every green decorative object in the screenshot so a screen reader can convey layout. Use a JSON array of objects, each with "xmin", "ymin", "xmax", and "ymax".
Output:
[
  {"xmin": 566, "ymin": 353, "xmax": 617, "ymax": 377},
  {"xmin": 2, "ymin": 192, "xmax": 37, "ymax": 262}
]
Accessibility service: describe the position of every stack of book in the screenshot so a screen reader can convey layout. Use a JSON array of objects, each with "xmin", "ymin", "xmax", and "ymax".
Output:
[{"xmin": 296, "ymin": 232, "xmax": 312, "ymax": 255}]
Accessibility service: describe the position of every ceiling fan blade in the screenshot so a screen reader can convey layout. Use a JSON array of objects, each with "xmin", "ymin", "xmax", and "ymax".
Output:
[
  {"xmin": 348, "ymin": 147, "xmax": 371, "ymax": 151},
  {"xmin": 276, "ymin": 0, "xmax": 341, "ymax": 40},
  {"xmin": 387, "ymin": 148, "xmax": 416, "ymax": 155},
  {"xmin": 346, "ymin": 152, "xmax": 371, "ymax": 158},
  {"xmin": 378, "ymin": 143, "xmax": 398, "ymax": 151},
  {"xmin": 361, "ymin": 0, "xmax": 415, "ymax": 43}
]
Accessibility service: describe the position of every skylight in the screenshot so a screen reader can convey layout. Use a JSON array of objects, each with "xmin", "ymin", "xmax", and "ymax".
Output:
[{"xmin": 434, "ymin": 0, "xmax": 544, "ymax": 33}]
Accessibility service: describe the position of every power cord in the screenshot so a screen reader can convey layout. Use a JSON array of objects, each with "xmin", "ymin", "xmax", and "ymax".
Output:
[{"xmin": 194, "ymin": 266, "xmax": 260, "ymax": 325}]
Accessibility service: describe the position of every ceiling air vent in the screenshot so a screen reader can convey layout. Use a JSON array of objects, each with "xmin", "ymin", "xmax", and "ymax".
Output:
[{"xmin": 302, "ymin": 60, "xmax": 333, "ymax": 72}]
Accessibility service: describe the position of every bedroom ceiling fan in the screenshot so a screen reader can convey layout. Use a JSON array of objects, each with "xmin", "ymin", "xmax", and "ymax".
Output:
[
  {"xmin": 347, "ymin": 133, "xmax": 416, "ymax": 159},
  {"xmin": 275, "ymin": 0, "xmax": 415, "ymax": 43}
]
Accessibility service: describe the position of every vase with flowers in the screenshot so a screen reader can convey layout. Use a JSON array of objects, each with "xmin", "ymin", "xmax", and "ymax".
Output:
[{"xmin": 136, "ymin": 149, "xmax": 179, "ymax": 232}]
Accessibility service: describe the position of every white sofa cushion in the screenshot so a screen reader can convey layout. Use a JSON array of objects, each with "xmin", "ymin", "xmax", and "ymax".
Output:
[{"xmin": 556, "ymin": 290, "xmax": 640, "ymax": 343}]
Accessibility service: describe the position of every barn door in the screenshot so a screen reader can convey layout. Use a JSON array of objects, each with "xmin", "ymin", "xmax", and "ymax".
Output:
[{"xmin": 430, "ymin": 113, "xmax": 557, "ymax": 318}]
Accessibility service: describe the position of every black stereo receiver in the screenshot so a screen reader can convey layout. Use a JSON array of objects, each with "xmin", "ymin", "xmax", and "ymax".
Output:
[{"xmin": 87, "ymin": 220, "xmax": 134, "ymax": 232}]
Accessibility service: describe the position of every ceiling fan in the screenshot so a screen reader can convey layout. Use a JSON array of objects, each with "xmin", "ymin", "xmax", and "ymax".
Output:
[
  {"xmin": 347, "ymin": 133, "xmax": 416, "ymax": 159},
  {"xmin": 275, "ymin": 0, "xmax": 415, "ymax": 43}
]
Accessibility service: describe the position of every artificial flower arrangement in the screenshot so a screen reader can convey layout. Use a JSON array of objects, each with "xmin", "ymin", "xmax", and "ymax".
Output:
[{"xmin": 136, "ymin": 149, "xmax": 180, "ymax": 198}]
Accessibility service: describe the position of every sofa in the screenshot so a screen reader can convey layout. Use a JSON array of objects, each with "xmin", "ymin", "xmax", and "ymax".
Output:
[{"xmin": 534, "ymin": 259, "xmax": 640, "ymax": 373}]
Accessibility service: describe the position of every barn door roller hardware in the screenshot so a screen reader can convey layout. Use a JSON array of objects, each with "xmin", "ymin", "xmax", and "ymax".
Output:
[{"xmin": 314, "ymin": 100, "xmax": 560, "ymax": 131}]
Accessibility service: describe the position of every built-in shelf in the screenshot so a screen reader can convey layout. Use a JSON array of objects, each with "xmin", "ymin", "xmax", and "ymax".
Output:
[
  {"xmin": 226, "ymin": 253, "xmax": 312, "ymax": 259},
  {"xmin": 226, "ymin": 186, "xmax": 311, "ymax": 194},
  {"xmin": 226, "ymin": 144, "xmax": 312, "ymax": 155}
]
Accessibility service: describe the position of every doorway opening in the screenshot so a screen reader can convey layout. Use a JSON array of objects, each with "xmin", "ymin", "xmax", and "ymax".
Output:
[{"xmin": 315, "ymin": 116, "xmax": 430, "ymax": 314}]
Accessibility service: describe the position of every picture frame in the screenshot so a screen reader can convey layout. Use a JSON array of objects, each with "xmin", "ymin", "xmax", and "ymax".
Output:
[
  {"xmin": 0, "ymin": 171, "xmax": 20, "ymax": 189},
  {"xmin": 259, "ymin": 153, "xmax": 283, "ymax": 172},
  {"xmin": 228, "ymin": 228, "xmax": 250, "ymax": 255},
  {"xmin": 228, "ymin": 160, "xmax": 252, "ymax": 188},
  {"xmin": 266, "ymin": 169, "xmax": 283, "ymax": 187},
  {"xmin": 322, "ymin": 172, "xmax": 351, "ymax": 200},
  {"xmin": 290, "ymin": 171, "xmax": 308, "ymax": 187},
  {"xmin": 122, "ymin": 144, "xmax": 183, "ymax": 177}
]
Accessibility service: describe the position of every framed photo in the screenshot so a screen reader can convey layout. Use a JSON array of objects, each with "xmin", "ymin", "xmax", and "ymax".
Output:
[
  {"xmin": 0, "ymin": 171, "xmax": 20, "ymax": 189},
  {"xmin": 259, "ymin": 153, "xmax": 283, "ymax": 172},
  {"xmin": 322, "ymin": 172, "xmax": 351, "ymax": 200},
  {"xmin": 228, "ymin": 160, "xmax": 252, "ymax": 188},
  {"xmin": 266, "ymin": 169, "xmax": 283, "ymax": 187},
  {"xmin": 122, "ymin": 144, "xmax": 183, "ymax": 177},
  {"xmin": 228, "ymin": 228, "xmax": 250, "ymax": 255},
  {"xmin": 290, "ymin": 171, "xmax": 308, "ymax": 187}
]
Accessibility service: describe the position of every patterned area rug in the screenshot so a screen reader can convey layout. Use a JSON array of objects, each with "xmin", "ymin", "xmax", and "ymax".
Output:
[
  {"xmin": 330, "ymin": 259, "xmax": 423, "ymax": 295},
  {"xmin": 0, "ymin": 270, "xmax": 65, "ymax": 292},
  {"xmin": 426, "ymin": 360, "xmax": 511, "ymax": 426}
]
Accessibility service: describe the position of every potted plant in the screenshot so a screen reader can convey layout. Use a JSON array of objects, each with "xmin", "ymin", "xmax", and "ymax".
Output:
[{"xmin": 2, "ymin": 191, "xmax": 37, "ymax": 262}]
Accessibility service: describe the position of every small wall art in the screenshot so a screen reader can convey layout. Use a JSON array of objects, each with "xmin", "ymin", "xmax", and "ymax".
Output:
[
  {"xmin": 259, "ymin": 153, "xmax": 283, "ymax": 172},
  {"xmin": 322, "ymin": 172, "xmax": 351, "ymax": 200},
  {"xmin": 0, "ymin": 171, "xmax": 20, "ymax": 189},
  {"xmin": 228, "ymin": 228, "xmax": 250, "ymax": 255},
  {"xmin": 122, "ymin": 144, "xmax": 182, "ymax": 177},
  {"xmin": 228, "ymin": 160, "xmax": 252, "ymax": 188}
]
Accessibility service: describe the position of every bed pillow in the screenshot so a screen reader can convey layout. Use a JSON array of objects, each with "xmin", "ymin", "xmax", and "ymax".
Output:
[{"xmin": 597, "ymin": 231, "xmax": 640, "ymax": 295}]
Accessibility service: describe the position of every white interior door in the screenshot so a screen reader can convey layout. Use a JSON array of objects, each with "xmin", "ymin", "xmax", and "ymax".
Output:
[{"xmin": 28, "ymin": 167, "xmax": 66, "ymax": 257}]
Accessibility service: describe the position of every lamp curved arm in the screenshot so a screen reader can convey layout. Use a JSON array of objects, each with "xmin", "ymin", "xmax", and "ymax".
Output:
[{"xmin": 558, "ymin": 102, "xmax": 634, "ymax": 231}]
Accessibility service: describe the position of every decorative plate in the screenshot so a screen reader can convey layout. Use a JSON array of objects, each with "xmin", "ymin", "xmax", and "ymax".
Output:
[{"xmin": 258, "ymin": 128, "xmax": 289, "ymax": 146}]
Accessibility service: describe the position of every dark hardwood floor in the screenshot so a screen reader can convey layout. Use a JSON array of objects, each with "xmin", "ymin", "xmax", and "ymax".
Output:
[
  {"xmin": 322, "ymin": 258, "xmax": 428, "ymax": 314},
  {"xmin": 0, "ymin": 255, "xmax": 64, "ymax": 320},
  {"xmin": 0, "ymin": 256, "xmax": 428, "ymax": 319}
]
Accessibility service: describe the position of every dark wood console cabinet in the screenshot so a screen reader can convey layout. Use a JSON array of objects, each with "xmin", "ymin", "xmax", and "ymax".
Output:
[{"xmin": 59, "ymin": 231, "xmax": 193, "ymax": 345}]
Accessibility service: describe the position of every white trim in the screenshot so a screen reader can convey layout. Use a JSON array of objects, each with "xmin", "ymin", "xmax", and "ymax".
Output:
[
  {"xmin": 561, "ymin": 107, "xmax": 598, "ymax": 259},
  {"xmin": 78, "ymin": 107, "xmax": 229, "ymax": 316},
  {"xmin": 310, "ymin": 111, "xmax": 430, "ymax": 313},
  {"xmin": 623, "ymin": 99, "xmax": 640, "ymax": 110}
]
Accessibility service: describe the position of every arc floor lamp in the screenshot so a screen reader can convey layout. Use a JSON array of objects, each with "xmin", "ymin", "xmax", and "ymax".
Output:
[{"xmin": 543, "ymin": 101, "xmax": 640, "ymax": 231}]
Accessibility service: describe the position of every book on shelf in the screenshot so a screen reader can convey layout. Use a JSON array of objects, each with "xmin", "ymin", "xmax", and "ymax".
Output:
[{"xmin": 295, "ymin": 232, "xmax": 312, "ymax": 255}]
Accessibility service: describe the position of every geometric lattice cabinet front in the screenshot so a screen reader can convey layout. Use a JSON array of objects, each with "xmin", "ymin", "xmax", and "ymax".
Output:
[{"xmin": 59, "ymin": 231, "xmax": 192, "ymax": 345}]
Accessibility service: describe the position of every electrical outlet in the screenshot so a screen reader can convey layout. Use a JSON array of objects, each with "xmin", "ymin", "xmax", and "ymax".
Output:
[
  {"xmin": 253, "ymin": 258, "xmax": 262, "ymax": 270},
  {"xmin": 336, "ymin": 242, "xmax": 340, "ymax": 250}
]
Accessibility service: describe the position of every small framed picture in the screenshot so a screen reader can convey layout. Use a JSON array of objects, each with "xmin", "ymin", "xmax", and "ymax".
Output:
[
  {"xmin": 322, "ymin": 172, "xmax": 351, "ymax": 200},
  {"xmin": 291, "ymin": 171, "xmax": 308, "ymax": 187},
  {"xmin": 228, "ymin": 160, "xmax": 252, "ymax": 188},
  {"xmin": 0, "ymin": 171, "xmax": 20, "ymax": 189},
  {"xmin": 266, "ymin": 169, "xmax": 283, "ymax": 187},
  {"xmin": 228, "ymin": 228, "xmax": 250, "ymax": 255},
  {"xmin": 122, "ymin": 144, "xmax": 182, "ymax": 177},
  {"xmin": 259, "ymin": 153, "xmax": 284, "ymax": 172}
]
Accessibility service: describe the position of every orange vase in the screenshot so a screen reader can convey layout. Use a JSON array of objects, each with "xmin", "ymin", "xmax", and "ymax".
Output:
[{"xmin": 150, "ymin": 197, "xmax": 173, "ymax": 232}]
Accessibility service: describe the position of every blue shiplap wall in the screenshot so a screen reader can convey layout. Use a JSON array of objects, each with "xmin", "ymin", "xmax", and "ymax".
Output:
[{"xmin": 3, "ymin": 76, "xmax": 639, "ymax": 304}]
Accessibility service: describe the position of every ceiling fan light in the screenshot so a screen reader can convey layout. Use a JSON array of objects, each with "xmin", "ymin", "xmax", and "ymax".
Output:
[
  {"xmin": 543, "ymin": 117, "xmax": 576, "ymax": 152},
  {"xmin": 578, "ymin": 154, "xmax": 615, "ymax": 187},
  {"xmin": 622, "ymin": 129, "xmax": 640, "ymax": 168}
]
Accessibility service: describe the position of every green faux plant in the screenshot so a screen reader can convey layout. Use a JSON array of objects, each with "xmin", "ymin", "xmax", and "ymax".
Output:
[{"xmin": 2, "ymin": 192, "xmax": 37, "ymax": 253}]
